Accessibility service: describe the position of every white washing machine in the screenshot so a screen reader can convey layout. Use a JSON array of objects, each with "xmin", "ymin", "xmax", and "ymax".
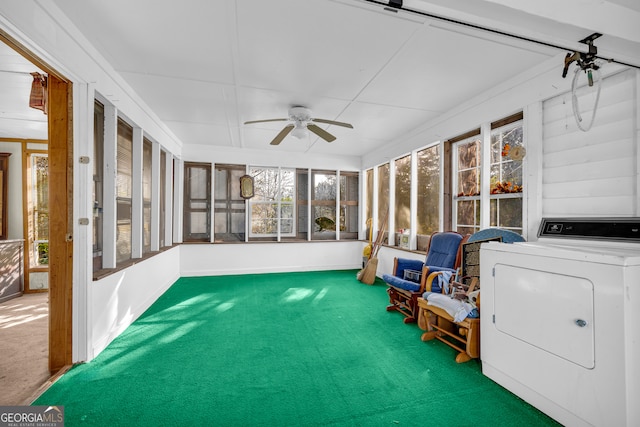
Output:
[{"xmin": 480, "ymin": 218, "xmax": 640, "ymax": 427}]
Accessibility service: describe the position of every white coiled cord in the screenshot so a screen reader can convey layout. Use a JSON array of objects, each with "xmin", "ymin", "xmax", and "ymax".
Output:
[{"xmin": 571, "ymin": 66, "xmax": 602, "ymax": 132}]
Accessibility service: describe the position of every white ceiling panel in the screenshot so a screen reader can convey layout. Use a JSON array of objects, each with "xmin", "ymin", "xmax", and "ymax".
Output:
[
  {"xmin": 55, "ymin": 0, "xmax": 236, "ymax": 82},
  {"xmin": 358, "ymin": 24, "xmax": 556, "ymax": 111},
  {"xmin": 342, "ymin": 101, "xmax": 441, "ymax": 142},
  {"xmin": 234, "ymin": 0, "xmax": 422, "ymax": 99},
  {"xmin": 164, "ymin": 121, "xmax": 233, "ymax": 147},
  {"xmin": 120, "ymin": 72, "xmax": 236, "ymax": 126}
]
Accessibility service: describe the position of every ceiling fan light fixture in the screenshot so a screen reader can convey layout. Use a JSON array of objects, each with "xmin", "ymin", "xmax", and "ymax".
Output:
[
  {"xmin": 244, "ymin": 106, "xmax": 352, "ymax": 145},
  {"xmin": 291, "ymin": 124, "xmax": 309, "ymax": 139}
]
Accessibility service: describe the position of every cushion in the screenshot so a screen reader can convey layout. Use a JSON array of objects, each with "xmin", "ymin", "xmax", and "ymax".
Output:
[
  {"xmin": 424, "ymin": 232, "xmax": 463, "ymax": 269},
  {"xmin": 395, "ymin": 258, "xmax": 424, "ymax": 280},
  {"xmin": 382, "ymin": 274, "xmax": 421, "ymax": 292}
]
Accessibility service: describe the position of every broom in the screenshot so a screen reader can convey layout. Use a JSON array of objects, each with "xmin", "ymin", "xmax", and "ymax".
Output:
[{"xmin": 358, "ymin": 209, "xmax": 388, "ymax": 285}]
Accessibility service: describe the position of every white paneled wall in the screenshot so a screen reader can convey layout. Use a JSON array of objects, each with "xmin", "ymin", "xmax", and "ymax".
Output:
[{"xmin": 542, "ymin": 70, "xmax": 637, "ymax": 217}]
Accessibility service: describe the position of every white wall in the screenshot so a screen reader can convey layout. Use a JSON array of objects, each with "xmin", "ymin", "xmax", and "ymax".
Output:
[
  {"xmin": 90, "ymin": 246, "xmax": 180, "ymax": 359},
  {"xmin": 541, "ymin": 69, "xmax": 638, "ymax": 217},
  {"xmin": 182, "ymin": 144, "xmax": 361, "ymax": 171},
  {"xmin": 180, "ymin": 241, "xmax": 363, "ymax": 277}
]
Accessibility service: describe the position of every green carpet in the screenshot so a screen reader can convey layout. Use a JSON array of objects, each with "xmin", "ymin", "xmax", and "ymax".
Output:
[{"xmin": 34, "ymin": 270, "xmax": 558, "ymax": 426}]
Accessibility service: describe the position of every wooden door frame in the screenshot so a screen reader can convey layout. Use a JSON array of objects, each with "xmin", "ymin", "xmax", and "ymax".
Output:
[
  {"xmin": 1, "ymin": 31, "xmax": 74, "ymax": 373},
  {"xmin": 47, "ymin": 75, "xmax": 73, "ymax": 373}
]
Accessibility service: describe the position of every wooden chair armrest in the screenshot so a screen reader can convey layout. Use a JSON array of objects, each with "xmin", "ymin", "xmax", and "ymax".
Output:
[
  {"xmin": 418, "ymin": 266, "xmax": 431, "ymax": 292},
  {"xmin": 421, "ymin": 270, "xmax": 446, "ymax": 293}
]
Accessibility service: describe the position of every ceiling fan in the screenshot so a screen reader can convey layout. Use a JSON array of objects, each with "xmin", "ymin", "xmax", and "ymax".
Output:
[{"xmin": 244, "ymin": 106, "xmax": 353, "ymax": 145}]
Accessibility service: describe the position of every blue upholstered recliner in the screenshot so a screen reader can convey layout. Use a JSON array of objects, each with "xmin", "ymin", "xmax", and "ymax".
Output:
[{"xmin": 383, "ymin": 231, "xmax": 467, "ymax": 324}]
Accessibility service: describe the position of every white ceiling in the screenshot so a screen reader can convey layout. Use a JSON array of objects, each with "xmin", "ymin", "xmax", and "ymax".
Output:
[
  {"xmin": 1, "ymin": 0, "xmax": 639, "ymax": 156},
  {"xmin": 0, "ymin": 42, "xmax": 47, "ymax": 140}
]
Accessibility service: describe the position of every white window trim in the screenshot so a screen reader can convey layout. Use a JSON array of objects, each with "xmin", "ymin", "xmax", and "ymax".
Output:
[
  {"xmin": 248, "ymin": 166, "xmax": 296, "ymax": 239},
  {"xmin": 452, "ymin": 134, "xmax": 483, "ymax": 233},
  {"xmin": 488, "ymin": 120, "xmax": 525, "ymax": 233}
]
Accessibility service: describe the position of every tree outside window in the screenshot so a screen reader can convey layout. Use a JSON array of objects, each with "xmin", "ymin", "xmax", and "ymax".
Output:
[
  {"xmin": 364, "ymin": 168, "xmax": 374, "ymax": 242},
  {"xmin": 339, "ymin": 172, "xmax": 358, "ymax": 240},
  {"xmin": 31, "ymin": 154, "xmax": 49, "ymax": 266},
  {"xmin": 416, "ymin": 144, "xmax": 440, "ymax": 249},
  {"xmin": 249, "ymin": 167, "xmax": 295, "ymax": 239},
  {"xmin": 377, "ymin": 163, "xmax": 390, "ymax": 244},
  {"xmin": 394, "ymin": 155, "xmax": 411, "ymax": 247},
  {"xmin": 394, "ymin": 155, "xmax": 411, "ymax": 233},
  {"xmin": 312, "ymin": 171, "xmax": 337, "ymax": 240},
  {"xmin": 490, "ymin": 120, "xmax": 523, "ymax": 233},
  {"xmin": 455, "ymin": 137, "xmax": 482, "ymax": 235}
]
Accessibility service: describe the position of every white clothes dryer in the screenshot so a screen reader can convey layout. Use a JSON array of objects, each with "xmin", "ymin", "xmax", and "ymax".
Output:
[{"xmin": 480, "ymin": 218, "xmax": 640, "ymax": 427}]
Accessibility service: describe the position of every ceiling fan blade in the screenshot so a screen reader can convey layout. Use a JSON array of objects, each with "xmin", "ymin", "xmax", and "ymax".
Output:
[
  {"xmin": 244, "ymin": 118, "xmax": 288, "ymax": 125},
  {"xmin": 307, "ymin": 124, "xmax": 336, "ymax": 142},
  {"xmin": 312, "ymin": 118, "xmax": 353, "ymax": 129},
  {"xmin": 270, "ymin": 124, "xmax": 294, "ymax": 145}
]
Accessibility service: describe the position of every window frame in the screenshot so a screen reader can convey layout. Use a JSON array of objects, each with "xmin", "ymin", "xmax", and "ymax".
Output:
[
  {"xmin": 93, "ymin": 100, "xmax": 104, "ymax": 272},
  {"xmin": 376, "ymin": 163, "xmax": 390, "ymax": 245},
  {"xmin": 213, "ymin": 164, "xmax": 246, "ymax": 242},
  {"xmin": 452, "ymin": 134, "xmax": 483, "ymax": 235},
  {"xmin": 339, "ymin": 171, "xmax": 359, "ymax": 241},
  {"xmin": 311, "ymin": 169, "xmax": 338, "ymax": 241},
  {"xmin": 415, "ymin": 143, "xmax": 441, "ymax": 250},
  {"xmin": 393, "ymin": 154, "xmax": 411, "ymax": 246},
  {"xmin": 115, "ymin": 118, "xmax": 133, "ymax": 265},
  {"xmin": 489, "ymin": 118, "xmax": 524, "ymax": 233},
  {"xmin": 183, "ymin": 162, "xmax": 212, "ymax": 242},
  {"xmin": 248, "ymin": 166, "xmax": 296, "ymax": 240},
  {"xmin": 142, "ymin": 137, "xmax": 153, "ymax": 254}
]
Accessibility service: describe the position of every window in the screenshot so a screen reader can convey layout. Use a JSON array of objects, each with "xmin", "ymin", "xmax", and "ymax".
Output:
[
  {"xmin": 377, "ymin": 163, "xmax": 390, "ymax": 244},
  {"xmin": 93, "ymin": 100, "xmax": 104, "ymax": 271},
  {"xmin": 365, "ymin": 168, "xmax": 373, "ymax": 223},
  {"xmin": 116, "ymin": 118, "xmax": 133, "ymax": 264},
  {"xmin": 214, "ymin": 164, "xmax": 246, "ymax": 242},
  {"xmin": 91, "ymin": 98, "xmax": 177, "ymax": 273},
  {"xmin": 394, "ymin": 155, "xmax": 411, "ymax": 243},
  {"xmin": 159, "ymin": 150, "xmax": 167, "ymax": 247},
  {"xmin": 312, "ymin": 170, "xmax": 337, "ymax": 240},
  {"xmin": 27, "ymin": 153, "xmax": 49, "ymax": 267},
  {"xmin": 449, "ymin": 113, "xmax": 524, "ymax": 236},
  {"xmin": 416, "ymin": 144, "xmax": 440, "ymax": 236},
  {"xmin": 339, "ymin": 171, "xmax": 358, "ymax": 240},
  {"xmin": 249, "ymin": 167, "xmax": 295, "ymax": 240},
  {"xmin": 490, "ymin": 118, "xmax": 523, "ymax": 233},
  {"xmin": 183, "ymin": 162, "xmax": 211, "ymax": 242},
  {"xmin": 416, "ymin": 144, "xmax": 440, "ymax": 250},
  {"xmin": 454, "ymin": 134, "xmax": 482, "ymax": 235},
  {"xmin": 142, "ymin": 138, "xmax": 152, "ymax": 254},
  {"xmin": 296, "ymin": 169, "xmax": 309, "ymax": 240}
]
